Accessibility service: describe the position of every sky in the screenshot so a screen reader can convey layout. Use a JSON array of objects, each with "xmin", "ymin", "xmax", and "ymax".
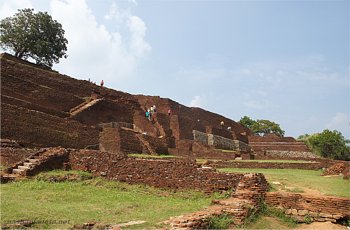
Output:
[{"xmin": 1, "ymin": 0, "xmax": 349, "ymax": 138}]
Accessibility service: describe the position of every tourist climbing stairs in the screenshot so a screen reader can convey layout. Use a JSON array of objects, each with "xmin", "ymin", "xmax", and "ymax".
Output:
[{"xmin": 69, "ymin": 98, "xmax": 103, "ymax": 117}]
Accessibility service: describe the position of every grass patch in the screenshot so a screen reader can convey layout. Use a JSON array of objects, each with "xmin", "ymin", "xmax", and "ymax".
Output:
[
  {"xmin": 219, "ymin": 168, "xmax": 350, "ymax": 197},
  {"xmin": 213, "ymin": 149, "xmax": 237, "ymax": 153},
  {"xmin": 240, "ymin": 203, "xmax": 297, "ymax": 229},
  {"xmin": 207, "ymin": 213, "xmax": 233, "ymax": 229},
  {"xmin": 0, "ymin": 164, "xmax": 7, "ymax": 171},
  {"xmin": 128, "ymin": 154, "xmax": 177, "ymax": 159},
  {"xmin": 195, "ymin": 159, "xmax": 221, "ymax": 164},
  {"xmin": 35, "ymin": 170, "xmax": 93, "ymax": 182},
  {"xmin": 0, "ymin": 171, "xmax": 215, "ymax": 229}
]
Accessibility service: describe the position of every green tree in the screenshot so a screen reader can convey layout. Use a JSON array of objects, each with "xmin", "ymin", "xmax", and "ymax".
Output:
[
  {"xmin": 239, "ymin": 116, "xmax": 256, "ymax": 129},
  {"xmin": 239, "ymin": 116, "xmax": 285, "ymax": 137},
  {"xmin": 0, "ymin": 8, "xmax": 68, "ymax": 67},
  {"xmin": 299, "ymin": 130, "xmax": 350, "ymax": 161}
]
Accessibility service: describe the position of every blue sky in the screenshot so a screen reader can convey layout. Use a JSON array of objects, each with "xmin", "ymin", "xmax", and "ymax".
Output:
[{"xmin": 1, "ymin": 0, "xmax": 349, "ymax": 138}]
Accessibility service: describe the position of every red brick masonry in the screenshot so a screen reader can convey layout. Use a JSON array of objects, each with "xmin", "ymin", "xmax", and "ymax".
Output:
[
  {"xmin": 69, "ymin": 150, "xmax": 245, "ymax": 193},
  {"xmin": 265, "ymin": 192, "xmax": 350, "ymax": 223}
]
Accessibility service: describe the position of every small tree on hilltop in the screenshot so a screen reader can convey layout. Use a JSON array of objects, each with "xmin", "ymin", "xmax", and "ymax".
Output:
[
  {"xmin": 0, "ymin": 8, "xmax": 68, "ymax": 67},
  {"xmin": 239, "ymin": 116, "xmax": 285, "ymax": 137},
  {"xmin": 239, "ymin": 116, "xmax": 256, "ymax": 130}
]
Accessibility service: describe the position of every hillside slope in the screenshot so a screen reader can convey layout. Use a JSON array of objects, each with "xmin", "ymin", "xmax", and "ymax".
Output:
[{"xmin": 0, "ymin": 53, "xmax": 250, "ymax": 149}]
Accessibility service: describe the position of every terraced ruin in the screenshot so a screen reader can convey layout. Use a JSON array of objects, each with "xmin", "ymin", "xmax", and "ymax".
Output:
[{"xmin": 1, "ymin": 53, "xmax": 349, "ymax": 229}]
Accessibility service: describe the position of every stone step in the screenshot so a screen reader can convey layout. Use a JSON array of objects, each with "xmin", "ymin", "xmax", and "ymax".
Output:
[
  {"xmin": 12, "ymin": 168, "xmax": 24, "ymax": 174},
  {"xmin": 28, "ymin": 156, "xmax": 40, "ymax": 160},
  {"xmin": 2, "ymin": 174, "xmax": 18, "ymax": 178},
  {"xmin": 18, "ymin": 166, "xmax": 30, "ymax": 170},
  {"xmin": 27, "ymin": 159, "xmax": 40, "ymax": 163},
  {"xmin": 23, "ymin": 162, "xmax": 34, "ymax": 167}
]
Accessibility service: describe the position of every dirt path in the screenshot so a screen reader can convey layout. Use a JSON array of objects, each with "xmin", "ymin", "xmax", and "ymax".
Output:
[{"xmin": 295, "ymin": 221, "xmax": 348, "ymax": 230}]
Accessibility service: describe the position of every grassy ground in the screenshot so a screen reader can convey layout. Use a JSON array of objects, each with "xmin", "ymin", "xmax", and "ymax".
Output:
[
  {"xmin": 0, "ymin": 170, "xmax": 219, "ymax": 229},
  {"xmin": 219, "ymin": 168, "xmax": 350, "ymax": 197}
]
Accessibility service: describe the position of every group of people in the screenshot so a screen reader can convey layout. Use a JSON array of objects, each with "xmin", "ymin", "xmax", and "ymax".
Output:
[
  {"xmin": 87, "ymin": 78, "xmax": 104, "ymax": 88},
  {"xmin": 145, "ymin": 105, "xmax": 157, "ymax": 121},
  {"xmin": 220, "ymin": 120, "xmax": 231, "ymax": 131}
]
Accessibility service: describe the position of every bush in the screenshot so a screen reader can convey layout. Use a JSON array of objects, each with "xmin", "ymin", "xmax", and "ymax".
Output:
[{"xmin": 299, "ymin": 130, "xmax": 350, "ymax": 161}]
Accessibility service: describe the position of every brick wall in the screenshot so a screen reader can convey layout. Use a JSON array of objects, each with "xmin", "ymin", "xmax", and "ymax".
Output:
[
  {"xmin": 210, "ymin": 127, "xmax": 233, "ymax": 139},
  {"xmin": 99, "ymin": 127, "xmax": 122, "ymax": 153},
  {"xmin": 71, "ymin": 99, "xmax": 134, "ymax": 125},
  {"xmin": 192, "ymin": 142, "xmax": 237, "ymax": 160},
  {"xmin": 141, "ymin": 135, "xmax": 169, "ymax": 154},
  {"xmin": 255, "ymin": 150, "xmax": 320, "ymax": 160},
  {"xmin": 265, "ymin": 192, "xmax": 350, "ymax": 223},
  {"xmin": 0, "ymin": 147, "xmax": 37, "ymax": 166},
  {"xmin": 193, "ymin": 130, "xmax": 250, "ymax": 153},
  {"xmin": 68, "ymin": 150, "xmax": 244, "ymax": 193},
  {"xmin": 251, "ymin": 143, "xmax": 311, "ymax": 153},
  {"xmin": 170, "ymin": 115, "xmax": 180, "ymax": 140},
  {"xmin": 119, "ymin": 129, "xmax": 144, "ymax": 154},
  {"xmin": 1, "ymin": 103, "xmax": 99, "ymax": 148},
  {"xmin": 99, "ymin": 126, "xmax": 169, "ymax": 155},
  {"xmin": 248, "ymin": 134, "xmax": 313, "ymax": 160},
  {"xmin": 163, "ymin": 173, "xmax": 270, "ymax": 228},
  {"xmin": 248, "ymin": 134, "xmax": 296, "ymax": 143}
]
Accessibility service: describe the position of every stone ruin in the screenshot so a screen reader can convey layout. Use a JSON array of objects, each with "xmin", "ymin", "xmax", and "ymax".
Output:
[{"xmin": 1, "ymin": 53, "xmax": 349, "ymax": 227}]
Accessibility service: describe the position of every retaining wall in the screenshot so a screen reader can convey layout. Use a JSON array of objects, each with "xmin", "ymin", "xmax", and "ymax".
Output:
[
  {"xmin": 254, "ymin": 150, "xmax": 320, "ymax": 160},
  {"xmin": 193, "ymin": 130, "xmax": 250, "ymax": 152},
  {"xmin": 265, "ymin": 192, "xmax": 350, "ymax": 223},
  {"xmin": 248, "ymin": 134, "xmax": 296, "ymax": 143},
  {"xmin": 204, "ymin": 160, "xmax": 324, "ymax": 170},
  {"xmin": 164, "ymin": 173, "xmax": 269, "ymax": 228},
  {"xmin": 1, "ymin": 103, "xmax": 99, "ymax": 148},
  {"xmin": 68, "ymin": 150, "xmax": 244, "ymax": 193}
]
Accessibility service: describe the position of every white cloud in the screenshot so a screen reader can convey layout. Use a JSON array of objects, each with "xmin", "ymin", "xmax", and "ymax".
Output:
[
  {"xmin": 326, "ymin": 112, "xmax": 350, "ymax": 138},
  {"xmin": 128, "ymin": 0, "xmax": 138, "ymax": 6},
  {"xmin": 104, "ymin": 2, "xmax": 118, "ymax": 21},
  {"xmin": 244, "ymin": 99, "xmax": 273, "ymax": 110},
  {"xmin": 0, "ymin": 0, "xmax": 33, "ymax": 18},
  {"xmin": 48, "ymin": 0, "xmax": 150, "ymax": 83},
  {"xmin": 189, "ymin": 95, "xmax": 205, "ymax": 107},
  {"xmin": 128, "ymin": 16, "xmax": 151, "ymax": 58},
  {"xmin": 0, "ymin": 0, "xmax": 151, "ymax": 84}
]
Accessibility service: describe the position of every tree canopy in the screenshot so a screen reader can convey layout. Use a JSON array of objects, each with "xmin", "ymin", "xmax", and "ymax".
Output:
[
  {"xmin": 239, "ymin": 116, "xmax": 285, "ymax": 137},
  {"xmin": 298, "ymin": 130, "xmax": 350, "ymax": 161},
  {"xmin": 0, "ymin": 8, "xmax": 68, "ymax": 67}
]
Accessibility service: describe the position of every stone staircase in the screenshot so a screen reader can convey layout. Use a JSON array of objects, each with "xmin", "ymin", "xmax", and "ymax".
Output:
[
  {"xmin": 0, "ymin": 139, "xmax": 21, "ymax": 148},
  {"xmin": 70, "ymin": 98, "xmax": 103, "ymax": 117},
  {"xmin": 1, "ymin": 148, "xmax": 69, "ymax": 183},
  {"xmin": 135, "ymin": 133, "xmax": 157, "ymax": 155}
]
